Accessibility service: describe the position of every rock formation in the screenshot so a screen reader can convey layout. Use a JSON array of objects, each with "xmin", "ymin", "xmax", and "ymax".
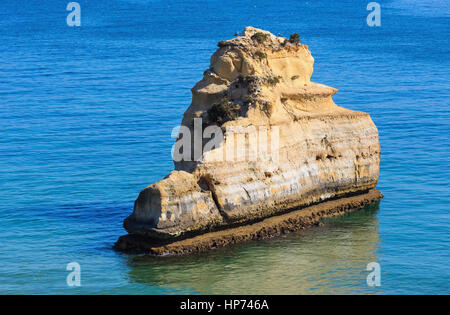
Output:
[{"xmin": 117, "ymin": 27, "xmax": 381, "ymax": 251}]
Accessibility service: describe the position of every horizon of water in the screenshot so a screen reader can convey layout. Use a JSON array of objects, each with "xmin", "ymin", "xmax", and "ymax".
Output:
[{"xmin": 0, "ymin": 0, "xmax": 449, "ymax": 294}]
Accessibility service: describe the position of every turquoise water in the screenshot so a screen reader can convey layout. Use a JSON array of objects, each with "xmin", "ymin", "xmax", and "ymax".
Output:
[{"xmin": 0, "ymin": 0, "xmax": 449, "ymax": 294}]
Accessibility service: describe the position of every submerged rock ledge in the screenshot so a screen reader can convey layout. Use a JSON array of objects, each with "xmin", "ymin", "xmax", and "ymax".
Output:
[
  {"xmin": 115, "ymin": 27, "xmax": 381, "ymax": 253},
  {"xmin": 116, "ymin": 189, "xmax": 383, "ymax": 255}
]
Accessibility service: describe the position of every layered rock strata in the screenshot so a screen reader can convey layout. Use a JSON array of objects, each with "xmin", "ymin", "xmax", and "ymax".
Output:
[
  {"xmin": 119, "ymin": 27, "xmax": 381, "ymax": 245},
  {"xmin": 116, "ymin": 189, "xmax": 383, "ymax": 255}
]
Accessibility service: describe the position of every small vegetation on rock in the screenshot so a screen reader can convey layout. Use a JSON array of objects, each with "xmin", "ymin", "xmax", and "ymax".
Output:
[
  {"xmin": 251, "ymin": 32, "xmax": 269, "ymax": 44},
  {"xmin": 265, "ymin": 75, "xmax": 281, "ymax": 86},
  {"xmin": 207, "ymin": 97, "xmax": 240, "ymax": 125},
  {"xmin": 291, "ymin": 75, "xmax": 299, "ymax": 80},
  {"xmin": 217, "ymin": 40, "xmax": 229, "ymax": 48},
  {"xmin": 289, "ymin": 33, "xmax": 300, "ymax": 44},
  {"xmin": 242, "ymin": 75, "xmax": 258, "ymax": 84},
  {"xmin": 244, "ymin": 94, "xmax": 256, "ymax": 106},
  {"xmin": 280, "ymin": 97, "xmax": 288, "ymax": 103},
  {"xmin": 254, "ymin": 51, "xmax": 267, "ymax": 59},
  {"xmin": 262, "ymin": 101, "xmax": 274, "ymax": 117},
  {"xmin": 237, "ymin": 75, "xmax": 260, "ymax": 94}
]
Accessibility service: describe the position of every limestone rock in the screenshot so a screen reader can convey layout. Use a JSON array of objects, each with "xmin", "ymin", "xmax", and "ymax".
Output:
[
  {"xmin": 122, "ymin": 27, "xmax": 380, "ymax": 240},
  {"xmin": 124, "ymin": 171, "xmax": 223, "ymax": 239}
]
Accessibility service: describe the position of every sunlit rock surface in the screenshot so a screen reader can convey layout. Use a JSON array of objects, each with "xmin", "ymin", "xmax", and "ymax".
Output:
[{"xmin": 123, "ymin": 27, "xmax": 380, "ymax": 240}]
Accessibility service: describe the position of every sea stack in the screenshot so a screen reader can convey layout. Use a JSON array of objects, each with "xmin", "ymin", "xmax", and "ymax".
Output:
[{"xmin": 115, "ymin": 27, "xmax": 381, "ymax": 254}]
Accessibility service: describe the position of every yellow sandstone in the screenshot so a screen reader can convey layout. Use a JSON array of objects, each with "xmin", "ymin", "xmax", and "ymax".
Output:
[{"xmin": 122, "ymin": 27, "xmax": 380, "ymax": 240}]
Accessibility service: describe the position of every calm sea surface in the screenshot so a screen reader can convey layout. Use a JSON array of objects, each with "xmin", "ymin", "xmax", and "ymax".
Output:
[{"xmin": 0, "ymin": 0, "xmax": 449, "ymax": 294}]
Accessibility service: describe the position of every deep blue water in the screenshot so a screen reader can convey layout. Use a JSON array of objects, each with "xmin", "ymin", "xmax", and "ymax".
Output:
[{"xmin": 0, "ymin": 0, "xmax": 449, "ymax": 294}]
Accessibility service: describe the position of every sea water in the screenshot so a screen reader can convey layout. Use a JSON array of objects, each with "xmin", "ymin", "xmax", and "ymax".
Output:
[{"xmin": 0, "ymin": 0, "xmax": 449, "ymax": 294}]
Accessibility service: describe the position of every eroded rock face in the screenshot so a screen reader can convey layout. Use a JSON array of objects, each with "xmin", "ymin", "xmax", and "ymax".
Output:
[{"xmin": 123, "ymin": 27, "xmax": 380, "ymax": 239}]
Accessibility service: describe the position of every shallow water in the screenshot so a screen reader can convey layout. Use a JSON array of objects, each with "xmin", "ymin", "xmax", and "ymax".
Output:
[{"xmin": 0, "ymin": 0, "xmax": 449, "ymax": 294}]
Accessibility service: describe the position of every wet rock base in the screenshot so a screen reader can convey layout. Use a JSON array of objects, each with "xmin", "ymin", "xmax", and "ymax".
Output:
[{"xmin": 115, "ymin": 188, "xmax": 383, "ymax": 256}]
